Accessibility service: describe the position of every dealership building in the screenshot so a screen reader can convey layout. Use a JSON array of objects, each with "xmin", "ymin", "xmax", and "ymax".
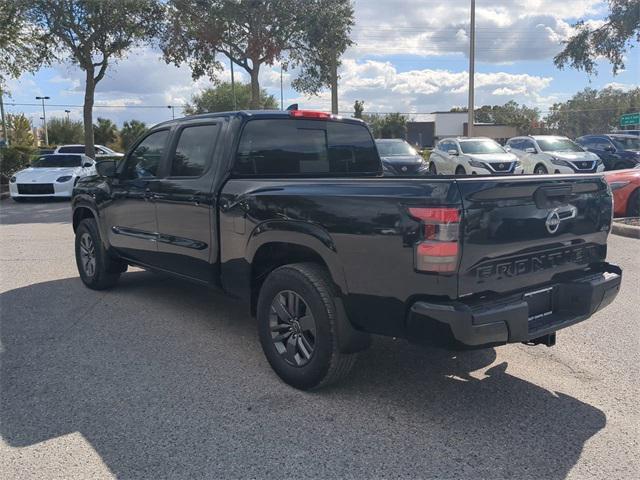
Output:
[{"xmin": 406, "ymin": 111, "xmax": 518, "ymax": 148}]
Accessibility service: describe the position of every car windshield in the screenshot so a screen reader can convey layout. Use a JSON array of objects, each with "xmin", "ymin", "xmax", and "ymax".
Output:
[
  {"xmin": 536, "ymin": 138, "xmax": 583, "ymax": 152},
  {"xmin": 376, "ymin": 141, "xmax": 417, "ymax": 156},
  {"xmin": 612, "ymin": 137, "xmax": 640, "ymax": 151},
  {"xmin": 32, "ymin": 155, "xmax": 82, "ymax": 168},
  {"xmin": 459, "ymin": 140, "xmax": 505, "ymax": 154}
]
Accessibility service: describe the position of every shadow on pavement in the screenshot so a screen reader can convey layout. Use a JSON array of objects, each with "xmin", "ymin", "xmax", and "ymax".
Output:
[
  {"xmin": 1, "ymin": 271, "xmax": 606, "ymax": 479},
  {"xmin": 0, "ymin": 198, "xmax": 71, "ymax": 226}
]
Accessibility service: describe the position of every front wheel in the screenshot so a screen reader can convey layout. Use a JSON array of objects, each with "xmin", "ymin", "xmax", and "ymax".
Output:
[
  {"xmin": 75, "ymin": 218, "xmax": 124, "ymax": 290},
  {"xmin": 534, "ymin": 164, "xmax": 548, "ymax": 175},
  {"xmin": 257, "ymin": 263, "xmax": 357, "ymax": 390},
  {"xmin": 627, "ymin": 189, "xmax": 640, "ymax": 217},
  {"xmin": 455, "ymin": 165, "xmax": 466, "ymax": 175}
]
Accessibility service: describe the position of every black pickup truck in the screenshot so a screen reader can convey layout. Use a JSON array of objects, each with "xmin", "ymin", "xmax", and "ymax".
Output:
[{"xmin": 72, "ymin": 110, "xmax": 622, "ymax": 389}]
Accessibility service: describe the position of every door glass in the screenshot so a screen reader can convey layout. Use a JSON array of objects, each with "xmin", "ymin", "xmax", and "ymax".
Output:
[
  {"xmin": 122, "ymin": 130, "xmax": 169, "ymax": 180},
  {"xmin": 170, "ymin": 124, "xmax": 219, "ymax": 177}
]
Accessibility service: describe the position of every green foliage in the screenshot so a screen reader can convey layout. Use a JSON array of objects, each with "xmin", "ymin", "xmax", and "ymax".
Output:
[
  {"xmin": 364, "ymin": 113, "xmax": 408, "ymax": 139},
  {"xmin": 0, "ymin": 0, "xmax": 51, "ymax": 89},
  {"xmin": 184, "ymin": 82, "xmax": 278, "ymax": 114},
  {"xmin": 93, "ymin": 117, "xmax": 118, "ymax": 146},
  {"xmin": 28, "ymin": 0, "xmax": 163, "ymax": 157},
  {"xmin": 449, "ymin": 101, "xmax": 540, "ymax": 135},
  {"xmin": 119, "ymin": 120, "xmax": 148, "ymax": 151},
  {"xmin": 0, "ymin": 146, "xmax": 36, "ymax": 181},
  {"xmin": 161, "ymin": 0, "xmax": 354, "ymax": 108},
  {"xmin": 545, "ymin": 86, "xmax": 640, "ymax": 138},
  {"xmin": 554, "ymin": 0, "xmax": 640, "ymax": 75},
  {"xmin": 353, "ymin": 100, "xmax": 364, "ymax": 119},
  {"xmin": 46, "ymin": 117, "xmax": 84, "ymax": 145},
  {"xmin": 6, "ymin": 113, "xmax": 36, "ymax": 148},
  {"xmin": 288, "ymin": 0, "xmax": 355, "ymax": 96}
]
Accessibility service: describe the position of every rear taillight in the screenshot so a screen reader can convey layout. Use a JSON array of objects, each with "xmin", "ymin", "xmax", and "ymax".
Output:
[{"xmin": 408, "ymin": 207, "xmax": 460, "ymax": 272}]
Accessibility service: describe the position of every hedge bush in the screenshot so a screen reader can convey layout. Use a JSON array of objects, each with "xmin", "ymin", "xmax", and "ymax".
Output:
[{"xmin": 0, "ymin": 147, "xmax": 37, "ymax": 183}]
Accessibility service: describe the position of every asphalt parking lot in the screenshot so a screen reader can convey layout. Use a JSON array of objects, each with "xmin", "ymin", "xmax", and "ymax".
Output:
[{"xmin": 0, "ymin": 198, "xmax": 638, "ymax": 479}]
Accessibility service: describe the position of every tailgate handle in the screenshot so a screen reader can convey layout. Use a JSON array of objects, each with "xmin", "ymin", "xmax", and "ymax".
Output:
[{"xmin": 534, "ymin": 185, "xmax": 573, "ymax": 207}]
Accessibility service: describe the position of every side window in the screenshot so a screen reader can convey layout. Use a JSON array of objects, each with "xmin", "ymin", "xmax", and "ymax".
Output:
[
  {"xmin": 508, "ymin": 139, "xmax": 521, "ymax": 150},
  {"xmin": 593, "ymin": 138, "xmax": 612, "ymax": 150},
  {"xmin": 522, "ymin": 139, "xmax": 535, "ymax": 151},
  {"xmin": 233, "ymin": 119, "xmax": 379, "ymax": 176},
  {"xmin": 170, "ymin": 124, "xmax": 219, "ymax": 177},
  {"xmin": 59, "ymin": 146, "xmax": 85, "ymax": 154},
  {"xmin": 121, "ymin": 130, "xmax": 169, "ymax": 180}
]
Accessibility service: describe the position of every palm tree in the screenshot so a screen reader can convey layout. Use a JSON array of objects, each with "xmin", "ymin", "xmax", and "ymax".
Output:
[
  {"xmin": 93, "ymin": 117, "xmax": 118, "ymax": 146},
  {"xmin": 120, "ymin": 120, "xmax": 148, "ymax": 151}
]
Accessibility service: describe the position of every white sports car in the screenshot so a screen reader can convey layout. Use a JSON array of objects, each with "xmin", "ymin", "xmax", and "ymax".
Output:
[{"xmin": 9, "ymin": 154, "xmax": 96, "ymax": 201}]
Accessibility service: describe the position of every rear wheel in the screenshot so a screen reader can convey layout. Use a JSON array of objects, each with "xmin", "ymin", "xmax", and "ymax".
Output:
[
  {"xmin": 455, "ymin": 165, "xmax": 466, "ymax": 175},
  {"xmin": 534, "ymin": 164, "xmax": 548, "ymax": 175},
  {"xmin": 257, "ymin": 263, "xmax": 357, "ymax": 390},
  {"xmin": 627, "ymin": 189, "xmax": 640, "ymax": 217},
  {"xmin": 11, "ymin": 197, "xmax": 24, "ymax": 203},
  {"xmin": 75, "ymin": 218, "xmax": 125, "ymax": 290}
]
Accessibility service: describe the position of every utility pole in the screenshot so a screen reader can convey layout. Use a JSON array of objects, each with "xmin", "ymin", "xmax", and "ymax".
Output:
[
  {"xmin": 280, "ymin": 64, "xmax": 284, "ymax": 110},
  {"xmin": 467, "ymin": 0, "xmax": 476, "ymax": 137},
  {"xmin": 330, "ymin": 52, "xmax": 338, "ymax": 115},
  {"xmin": 0, "ymin": 87, "xmax": 8, "ymax": 147},
  {"xmin": 35, "ymin": 96, "xmax": 50, "ymax": 146}
]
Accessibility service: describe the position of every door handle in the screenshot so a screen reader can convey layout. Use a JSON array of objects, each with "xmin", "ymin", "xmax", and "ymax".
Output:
[{"xmin": 188, "ymin": 194, "xmax": 205, "ymax": 205}]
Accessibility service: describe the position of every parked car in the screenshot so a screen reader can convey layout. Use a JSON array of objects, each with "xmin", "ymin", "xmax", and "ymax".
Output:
[
  {"xmin": 10, "ymin": 154, "xmax": 95, "ymax": 201},
  {"xmin": 506, "ymin": 135, "xmax": 604, "ymax": 174},
  {"xmin": 72, "ymin": 110, "xmax": 621, "ymax": 390},
  {"xmin": 604, "ymin": 167, "xmax": 640, "ymax": 217},
  {"xmin": 576, "ymin": 134, "xmax": 640, "ymax": 171},
  {"xmin": 53, "ymin": 144, "xmax": 124, "ymax": 157},
  {"xmin": 429, "ymin": 137, "xmax": 522, "ymax": 175},
  {"xmin": 375, "ymin": 139, "xmax": 429, "ymax": 175}
]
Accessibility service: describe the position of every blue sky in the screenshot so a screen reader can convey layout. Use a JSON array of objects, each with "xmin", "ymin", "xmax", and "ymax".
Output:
[{"xmin": 3, "ymin": 0, "xmax": 638, "ymax": 128}]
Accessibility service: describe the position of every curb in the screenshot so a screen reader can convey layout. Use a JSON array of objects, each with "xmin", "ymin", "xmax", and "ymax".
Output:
[{"xmin": 612, "ymin": 219, "xmax": 640, "ymax": 239}]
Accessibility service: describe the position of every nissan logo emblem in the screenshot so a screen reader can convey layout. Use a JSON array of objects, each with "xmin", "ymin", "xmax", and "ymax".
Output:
[
  {"xmin": 545, "ymin": 210, "xmax": 561, "ymax": 234},
  {"xmin": 498, "ymin": 163, "xmax": 504, "ymax": 169},
  {"xmin": 401, "ymin": 166, "xmax": 408, "ymax": 172}
]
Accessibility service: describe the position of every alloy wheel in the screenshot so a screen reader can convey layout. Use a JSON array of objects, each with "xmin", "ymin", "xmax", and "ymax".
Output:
[
  {"xmin": 269, "ymin": 290, "xmax": 316, "ymax": 367},
  {"xmin": 79, "ymin": 232, "xmax": 96, "ymax": 277}
]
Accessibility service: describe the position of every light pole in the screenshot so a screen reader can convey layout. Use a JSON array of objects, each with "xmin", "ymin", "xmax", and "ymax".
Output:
[
  {"xmin": 35, "ymin": 96, "xmax": 50, "ymax": 146},
  {"xmin": 167, "ymin": 105, "xmax": 175, "ymax": 119},
  {"xmin": 64, "ymin": 109, "xmax": 71, "ymax": 121},
  {"xmin": 467, "ymin": 0, "xmax": 476, "ymax": 137},
  {"xmin": 280, "ymin": 64, "xmax": 284, "ymax": 111}
]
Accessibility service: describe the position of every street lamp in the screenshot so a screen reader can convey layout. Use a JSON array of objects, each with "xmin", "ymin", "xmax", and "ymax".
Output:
[
  {"xmin": 64, "ymin": 109, "xmax": 71, "ymax": 121},
  {"xmin": 167, "ymin": 105, "xmax": 175, "ymax": 119},
  {"xmin": 35, "ymin": 96, "xmax": 50, "ymax": 146}
]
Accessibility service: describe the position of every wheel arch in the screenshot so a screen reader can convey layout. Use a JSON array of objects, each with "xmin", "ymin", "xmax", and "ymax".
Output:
[{"xmin": 245, "ymin": 221, "xmax": 348, "ymax": 316}]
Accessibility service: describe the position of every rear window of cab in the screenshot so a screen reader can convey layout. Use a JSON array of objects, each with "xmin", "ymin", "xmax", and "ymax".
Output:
[{"xmin": 233, "ymin": 119, "xmax": 380, "ymax": 176}]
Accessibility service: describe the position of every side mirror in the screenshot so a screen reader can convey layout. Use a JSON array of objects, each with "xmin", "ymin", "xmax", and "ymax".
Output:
[
  {"xmin": 504, "ymin": 145, "xmax": 512, "ymax": 152},
  {"xmin": 95, "ymin": 159, "xmax": 117, "ymax": 177},
  {"xmin": 525, "ymin": 147, "xmax": 537, "ymax": 154},
  {"xmin": 447, "ymin": 149, "xmax": 459, "ymax": 156},
  {"xmin": 605, "ymin": 146, "xmax": 616, "ymax": 152}
]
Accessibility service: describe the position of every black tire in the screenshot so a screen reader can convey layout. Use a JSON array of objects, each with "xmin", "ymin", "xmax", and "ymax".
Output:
[
  {"xmin": 627, "ymin": 189, "xmax": 640, "ymax": 217},
  {"xmin": 428, "ymin": 162, "xmax": 437, "ymax": 175},
  {"xmin": 257, "ymin": 262, "xmax": 357, "ymax": 390},
  {"xmin": 75, "ymin": 218, "xmax": 124, "ymax": 290},
  {"xmin": 455, "ymin": 165, "xmax": 466, "ymax": 175},
  {"xmin": 12, "ymin": 197, "xmax": 24, "ymax": 203},
  {"xmin": 534, "ymin": 164, "xmax": 548, "ymax": 175},
  {"xmin": 614, "ymin": 162, "xmax": 634, "ymax": 171}
]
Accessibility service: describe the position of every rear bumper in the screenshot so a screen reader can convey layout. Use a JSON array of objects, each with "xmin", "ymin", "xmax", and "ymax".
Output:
[{"xmin": 407, "ymin": 263, "xmax": 622, "ymax": 348}]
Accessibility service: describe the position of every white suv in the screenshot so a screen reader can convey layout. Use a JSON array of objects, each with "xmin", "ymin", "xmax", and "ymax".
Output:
[
  {"xmin": 429, "ymin": 137, "xmax": 523, "ymax": 175},
  {"xmin": 506, "ymin": 135, "xmax": 603, "ymax": 174},
  {"xmin": 53, "ymin": 144, "xmax": 124, "ymax": 157}
]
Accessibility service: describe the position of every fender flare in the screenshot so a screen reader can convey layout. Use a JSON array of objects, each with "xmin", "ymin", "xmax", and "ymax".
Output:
[{"xmin": 245, "ymin": 219, "xmax": 348, "ymax": 295}]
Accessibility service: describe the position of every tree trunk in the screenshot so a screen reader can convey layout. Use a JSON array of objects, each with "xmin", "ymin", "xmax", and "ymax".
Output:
[
  {"xmin": 330, "ymin": 53, "xmax": 338, "ymax": 115},
  {"xmin": 83, "ymin": 71, "xmax": 96, "ymax": 159},
  {"xmin": 249, "ymin": 62, "xmax": 261, "ymax": 109}
]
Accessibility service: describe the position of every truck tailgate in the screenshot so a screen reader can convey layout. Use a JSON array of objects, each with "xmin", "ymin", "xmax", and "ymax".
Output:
[{"xmin": 456, "ymin": 175, "xmax": 612, "ymax": 297}]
